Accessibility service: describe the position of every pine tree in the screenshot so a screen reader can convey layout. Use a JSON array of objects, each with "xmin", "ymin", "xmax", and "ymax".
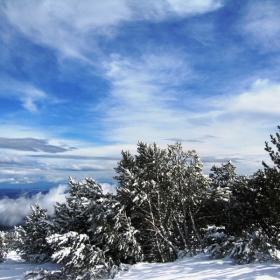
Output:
[
  {"xmin": 209, "ymin": 161, "xmax": 249, "ymax": 233},
  {"xmin": 14, "ymin": 204, "xmax": 54, "ymax": 263},
  {"xmin": 206, "ymin": 126, "xmax": 280, "ymax": 263},
  {"xmin": 0, "ymin": 231, "xmax": 14, "ymax": 262},
  {"xmin": 115, "ymin": 141, "xmax": 210, "ymax": 262},
  {"xmin": 243, "ymin": 126, "xmax": 280, "ymax": 248},
  {"xmin": 47, "ymin": 231, "xmax": 107, "ymax": 279},
  {"xmin": 166, "ymin": 143, "xmax": 211, "ymax": 252},
  {"xmin": 49, "ymin": 177, "xmax": 142, "ymax": 278}
]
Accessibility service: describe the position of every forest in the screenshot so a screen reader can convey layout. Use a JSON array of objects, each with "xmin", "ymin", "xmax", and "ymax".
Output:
[{"xmin": 1, "ymin": 126, "xmax": 280, "ymax": 279}]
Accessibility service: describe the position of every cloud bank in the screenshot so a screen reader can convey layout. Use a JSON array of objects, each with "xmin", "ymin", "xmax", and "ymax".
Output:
[
  {"xmin": 0, "ymin": 185, "xmax": 68, "ymax": 227},
  {"xmin": 0, "ymin": 138, "xmax": 76, "ymax": 153},
  {"xmin": 0, "ymin": 182, "xmax": 117, "ymax": 228}
]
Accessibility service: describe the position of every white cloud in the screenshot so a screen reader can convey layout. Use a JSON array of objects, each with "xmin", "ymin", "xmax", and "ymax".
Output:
[
  {"xmin": 0, "ymin": 170, "xmax": 30, "ymax": 175},
  {"xmin": 180, "ymin": 79, "xmax": 280, "ymax": 164},
  {"xmin": 166, "ymin": 0, "xmax": 223, "ymax": 16},
  {"xmin": 127, "ymin": 0, "xmax": 223, "ymax": 21},
  {"xmin": 54, "ymin": 163, "xmax": 109, "ymax": 172},
  {"xmin": 3, "ymin": 0, "xmax": 131, "ymax": 61},
  {"xmin": 2, "ymin": 0, "xmax": 223, "ymax": 60},
  {"xmin": 0, "ymin": 177, "xmax": 16, "ymax": 183},
  {"xmin": 240, "ymin": 1, "xmax": 280, "ymax": 52},
  {"xmin": 104, "ymin": 52, "xmax": 191, "ymax": 102},
  {"xmin": 200, "ymin": 79, "xmax": 280, "ymax": 124},
  {"xmin": 229, "ymin": 79, "xmax": 280, "ymax": 115},
  {"xmin": 0, "ymin": 184, "xmax": 68, "ymax": 227},
  {"xmin": 0, "ymin": 79, "xmax": 47, "ymax": 113},
  {"xmin": 102, "ymin": 50, "xmax": 280, "ymax": 151},
  {"xmin": 101, "ymin": 51, "xmax": 195, "ymax": 144},
  {"xmin": 21, "ymin": 87, "xmax": 46, "ymax": 113},
  {"xmin": 101, "ymin": 61, "xmax": 280, "ymax": 175}
]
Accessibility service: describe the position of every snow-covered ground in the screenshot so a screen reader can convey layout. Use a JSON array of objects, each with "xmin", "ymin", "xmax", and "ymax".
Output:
[
  {"xmin": 0, "ymin": 251, "xmax": 61, "ymax": 280},
  {"xmin": 1, "ymin": 251, "xmax": 280, "ymax": 280},
  {"xmin": 115, "ymin": 254, "xmax": 280, "ymax": 280}
]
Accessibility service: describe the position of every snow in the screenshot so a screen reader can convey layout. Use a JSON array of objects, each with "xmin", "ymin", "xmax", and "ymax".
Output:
[
  {"xmin": 114, "ymin": 255, "xmax": 280, "ymax": 280},
  {"xmin": 1, "ymin": 251, "xmax": 280, "ymax": 280},
  {"xmin": 0, "ymin": 251, "xmax": 61, "ymax": 280}
]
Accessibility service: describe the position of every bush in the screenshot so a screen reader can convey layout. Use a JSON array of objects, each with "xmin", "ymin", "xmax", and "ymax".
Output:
[
  {"xmin": 0, "ymin": 231, "xmax": 14, "ymax": 262},
  {"xmin": 14, "ymin": 204, "xmax": 54, "ymax": 263},
  {"xmin": 205, "ymin": 226, "xmax": 277, "ymax": 264}
]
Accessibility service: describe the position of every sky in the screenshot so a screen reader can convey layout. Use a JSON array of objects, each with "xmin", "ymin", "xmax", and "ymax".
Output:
[{"xmin": 1, "ymin": 0, "xmax": 280, "ymax": 190}]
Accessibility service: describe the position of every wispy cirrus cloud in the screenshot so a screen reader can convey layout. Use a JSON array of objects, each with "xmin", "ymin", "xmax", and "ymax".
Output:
[
  {"xmin": 128, "ymin": 0, "xmax": 223, "ymax": 21},
  {"xmin": 0, "ymin": 79, "xmax": 47, "ymax": 113},
  {"xmin": 103, "ymin": 52, "xmax": 192, "ymax": 106},
  {"xmin": 1, "ymin": 0, "xmax": 131, "ymax": 61},
  {"xmin": 101, "ymin": 54, "xmax": 280, "ymax": 173},
  {"xmin": 166, "ymin": 0, "xmax": 223, "ymax": 16},
  {"xmin": 100, "ymin": 46, "xmax": 280, "ymax": 164},
  {"xmin": 240, "ymin": 1, "xmax": 280, "ymax": 52},
  {"xmin": 28, "ymin": 154, "xmax": 119, "ymax": 160},
  {"xmin": 2, "ymin": 0, "xmax": 224, "ymax": 61},
  {"xmin": 166, "ymin": 138, "xmax": 204, "ymax": 143},
  {"xmin": 101, "ymin": 51, "xmax": 195, "ymax": 144}
]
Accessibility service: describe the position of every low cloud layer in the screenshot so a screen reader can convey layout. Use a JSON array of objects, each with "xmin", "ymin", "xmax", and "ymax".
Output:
[
  {"xmin": 0, "ymin": 182, "xmax": 117, "ymax": 228},
  {"xmin": 0, "ymin": 185, "xmax": 68, "ymax": 227},
  {"xmin": 0, "ymin": 138, "xmax": 76, "ymax": 153},
  {"xmin": 29, "ymin": 154, "xmax": 120, "ymax": 160}
]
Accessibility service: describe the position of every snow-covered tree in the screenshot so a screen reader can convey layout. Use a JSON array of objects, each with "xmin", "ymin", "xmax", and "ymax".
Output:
[
  {"xmin": 165, "ymin": 143, "xmax": 211, "ymax": 251},
  {"xmin": 241, "ymin": 126, "xmax": 280, "ymax": 249},
  {"xmin": 209, "ymin": 160, "xmax": 237, "ymax": 202},
  {"xmin": 13, "ymin": 128, "xmax": 280, "ymax": 273},
  {"xmin": 208, "ymin": 161, "xmax": 250, "ymax": 234},
  {"xmin": 47, "ymin": 231, "xmax": 108, "ymax": 279},
  {"xmin": 115, "ymin": 141, "xmax": 211, "ymax": 262},
  {"xmin": 49, "ymin": 177, "xmax": 142, "ymax": 278},
  {"xmin": 205, "ymin": 126, "xmax": 280, "ymax": 263},
  {"xmin": 14, "ymin": 204, "xmax": 54, "ymax": 263},
  {"xmin": 0, "ymin": 231, "xmax": 14, "ymax": 262}
]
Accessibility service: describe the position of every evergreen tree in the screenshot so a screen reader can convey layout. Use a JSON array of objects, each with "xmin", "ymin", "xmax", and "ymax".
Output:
[
  {"xmin": 0, "ymin": 231, "xmax": 14, "ymax": 263},
  {"xmin": 164, "ymin": 143, "xmax": 211, "ymax": 254},
  {"xmin": 115, "ymin": 141, "xmax": 210, "ymax": 262},
  {"xmin": 47, "ymin": 231, "xmax": 107, "ymax": 279},
  {"xmin": 49, "ymin": 177, "xmax": 142, "ymax": 278},
  {"xmin": 14, "ymin": 204, "xmax": 54, "ymax": 263},
  {"xmin": 13, "ymin": 128, "xmax": 280, "ymax": 274},
  {"xmin": 209, "ymin": 161, "xmax": 251, "ymax": 235},
  {"xmin": 242, "ymin": 126, "xmax": 280, "ymax": 248},
  {"xmin": 206, "ymin": 126, "xmax": 280, "ymax": 263}
]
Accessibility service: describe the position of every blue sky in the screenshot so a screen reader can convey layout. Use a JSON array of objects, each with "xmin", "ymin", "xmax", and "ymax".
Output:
[{"xmin": 0, "ymin": 0, "xmax": 280, "ymax": 188}]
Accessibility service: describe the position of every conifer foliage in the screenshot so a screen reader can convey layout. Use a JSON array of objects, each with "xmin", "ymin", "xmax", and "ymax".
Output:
[
  {"xmin": 0, "ymin": 231, "xmax": 15, "ymax": 263},
  {"xmin": 5, "ymin": 126, "xmax": 280, "ymax": 278},
  {"xmin": 14, "ymin": 204, "xmax": 54, "ymax": 263},
  {"xmin": 48, "ymin": 177, "xmax": 141, "ymax": 279},
  {"xmin": 115, "ymin": 141, "xmax": 210, "ymax": 262}
]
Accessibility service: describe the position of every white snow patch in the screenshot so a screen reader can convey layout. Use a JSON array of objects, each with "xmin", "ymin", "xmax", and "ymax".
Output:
[
  {"xmin": 0, "ymin": 251, "xmax": 61, "ymax": 280},
  {"xmin": 114, "ymin": 254, "xmax": 280, "ymax": 280},
  {"xmin": 1, "ymin": 251, "xmax": 280, "ymax": 279}
]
